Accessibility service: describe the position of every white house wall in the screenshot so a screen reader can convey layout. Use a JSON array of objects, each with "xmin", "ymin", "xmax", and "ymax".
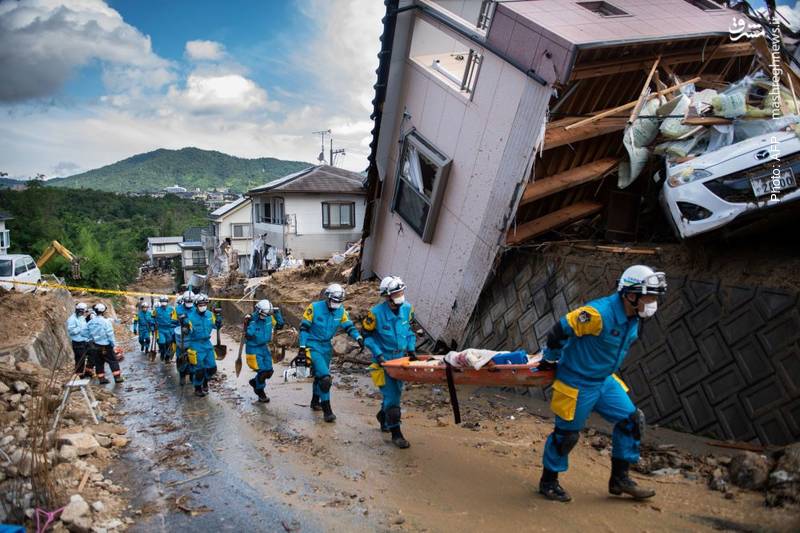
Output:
[
  {"xmin": 253, "ymin": 193, "xmax": 365, "ymax": 261},
  {"xmin": 367, "ymin": 11, "xmax": 551, "ymax": 345},
  {"xmin": 214, "ymin": 201, "xmax": 252, "ymax": 258}
]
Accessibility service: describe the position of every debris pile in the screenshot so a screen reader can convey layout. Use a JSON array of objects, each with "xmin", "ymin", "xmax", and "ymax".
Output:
[{"xmin": 0, "ymin": 360, "xmax": 132, "ymax": 531}]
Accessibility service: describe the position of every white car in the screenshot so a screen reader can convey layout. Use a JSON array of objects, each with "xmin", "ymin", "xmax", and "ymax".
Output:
[
  {"xmin": 660, "ymin": 131, "xmax": 800, "ymax": 239},
  {"xmin": 0, "ymin": 254, "xmax": 42, "ymax": 292}
]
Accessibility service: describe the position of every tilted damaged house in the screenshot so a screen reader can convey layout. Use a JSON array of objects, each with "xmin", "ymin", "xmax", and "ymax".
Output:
[{"xmin": 359, "ymin": 0, "xmax": 800, "ymax": 446}]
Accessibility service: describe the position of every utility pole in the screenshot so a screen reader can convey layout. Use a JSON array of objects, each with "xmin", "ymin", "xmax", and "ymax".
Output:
[
  {"xmin": 312, "ymin": 129, "xmax": 331, "ymax": 164},
  {"xmin": 330, "ymin": 138, "xmax": 346, "ymax": 168}
]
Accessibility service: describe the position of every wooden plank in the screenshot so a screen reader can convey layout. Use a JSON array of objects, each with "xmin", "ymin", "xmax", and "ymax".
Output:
[
  {"xmin": 544, "ymin": 116, "xmax": 627, "ymax": 150},
  {"xmin": 564, "ymin": 77, "xmax": 701, "ymax": 132},
  {"xmin": 682, "ymin": 117, "xmax": 732, "ymax": 126},
  {"xmin": 629, "ymin": 57, "xmax": 660, "ymax": 124},
  {"xmin": 521, "ymin": 157, "xmax": 619, "ymax": 206},
  {"xmin": 507, "ymin": 201, "xmax": 603, "ymax": 245},
  {"xmin": 570, "ymin": 42, "xmax": 753, "ymax": 80},
  {"xmin": 573, "ymin": 244, "xmax": 658, "ymax": 255}
]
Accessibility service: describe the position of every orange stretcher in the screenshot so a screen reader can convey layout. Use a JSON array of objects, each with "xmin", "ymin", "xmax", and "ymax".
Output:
[
  {"xmin": 382, "ymin": 356, "xmax": 554, "ymax": 424},
  {"xmin": 382, "ymin": 356, "xmax": 554, "ymax": 387}
]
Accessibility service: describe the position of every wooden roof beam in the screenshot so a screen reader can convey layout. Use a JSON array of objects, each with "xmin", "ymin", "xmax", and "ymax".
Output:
[
  {"xmin": 507, "ymin": 201, "xmax": 603, "ymax": 245},
  {"xmin": 570, "ymin": 42, "xmax": 754, "ymax": 81},
  {"xmin": 521, "ymin": 157, "xmax": 619, "ymax": 206}
]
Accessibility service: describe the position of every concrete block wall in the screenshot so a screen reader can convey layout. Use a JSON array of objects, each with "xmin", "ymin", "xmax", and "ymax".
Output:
[{"xmin": 463, "ymin": 249, "xmax": 800, "ymax": 446}]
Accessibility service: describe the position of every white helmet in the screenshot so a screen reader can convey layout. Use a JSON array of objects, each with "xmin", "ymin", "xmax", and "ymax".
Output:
[
  {"xmin": 255, "ymin": 299, "xmax": 274, "ymax": 317},
  {"xmin": 141, "ymin": 301, "xmax": 150, "ymax": 309},
  {"xmin": 324, "ymin": 283, "xmax": 346, "ymax": 303},
  {"xmin": 194, "ymin": 293, "xmax": 209, "ymax": 306},
  {"xmin": 159, "ymin": 295, "xmax": 169, "ymax": 304},
  {"xmin": 75, "ymin": 302, "xmax": 88, "ymax": 313},
  {"xmin": 94, "ymin": 303, "xmax": 107, "ymax": 314},
  {"xmin": 379, "ymin": 276, "xmax": 406, "ymax": 297},
  {"xmin": 618, "ymin": 265, "xmax": 667, "ymax": 296},
  {"xmin": 182, "ymin": 290, "xmax": 195, "ymax": 306}
]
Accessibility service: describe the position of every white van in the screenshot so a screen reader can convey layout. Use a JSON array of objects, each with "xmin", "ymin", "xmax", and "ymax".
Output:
[{"xmin": 0, "ymin": 254, "xmax": 42, "ymax": 292}]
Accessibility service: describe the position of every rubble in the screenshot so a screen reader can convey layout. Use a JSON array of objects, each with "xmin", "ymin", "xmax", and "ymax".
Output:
[{"xmin": 728, "ymin": 451, "xmax": 771, "ymax": 490}]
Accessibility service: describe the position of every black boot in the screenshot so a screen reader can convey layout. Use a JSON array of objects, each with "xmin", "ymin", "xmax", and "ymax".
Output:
[
  {"xmin": 321, "ymin": 400, "xmax": 336, "ymax": 423},
  {"xmin": 390, "ymin": 427, "xmax": 409, "ymax": 449},
  {"xmin": 256, "ymin": 390, "xmax": 270, "ymax": 403},
  {"xmin": 376, "ymin": 410, "xmax": 389, "ymax": 432},
  {"xmin": 194, "ymin": 385, "xmax": 207, "ymax": 397},
  {"xmin": 609, "ymin": 458, "xmax": 655, "ymax": 500},
  {"xmin": 539, "ymin": 468, "xmax": 571, "ymax": 502},
  {"xmin": 310, "ymin": 394, "xmax": 322, "ymax": 411}
]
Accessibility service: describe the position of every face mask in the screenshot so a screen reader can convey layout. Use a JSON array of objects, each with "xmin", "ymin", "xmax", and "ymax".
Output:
[
  {"xmin": 638, "ymin": 301, "xmax": 657, "ymax": 318},
  {"xmin": 391, "ymin": 295, "xmax": 405, "ymax": 305},
  {"xmin": 185, "ymin": 303, "xmax": 193, "ymax": 308},
  {"xmin": 328, "ymin": 301, "xmax": 342, "ymax": 309},
  {"xmin": 197, "ymin": 305, "xmax": 208, "ymax": 313}
]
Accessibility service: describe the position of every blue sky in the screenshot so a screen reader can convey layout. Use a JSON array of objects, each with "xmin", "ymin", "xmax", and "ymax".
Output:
[{"xmin": 0, "ymin": 0, "xmax": 384, "ymax": 178}]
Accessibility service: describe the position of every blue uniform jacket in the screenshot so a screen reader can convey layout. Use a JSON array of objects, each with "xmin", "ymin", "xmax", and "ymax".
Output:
[
  {"xmin": 185, "ymin": 308, "xmax": 221, "ymax": 347},
  {"xmin": 544, "ymin": 293, "xmax": 639, "ymax": 383},
  {"xmin": 298, "ymin": 300, "xmax": 361, "ymax": 347},
  {"xmin": 246, "ymin": 310, "xmax": 285, "ymax": 352},
  {"xmin": 153, "ymin": 305, "xmax": 177, "ymax": 330},
  {"xmin": 134, "ymin": 310, "xmax": 154, "ymax": 333},
  {"xmin": 362, "ymin": 301, "xmax": 416, "ymax": 363},
  {"xmin": 66, "ymin": 314, "xmax": 90, "ymax": 342},
  {"xmin": 87, "ymin": 316, "xmax": 116, "ymax": 347}
]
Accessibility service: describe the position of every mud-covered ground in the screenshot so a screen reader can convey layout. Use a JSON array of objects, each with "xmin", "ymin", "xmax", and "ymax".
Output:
[{"xmin": 110, "ymin": 329, "xmax": 799, "ymax": 533}]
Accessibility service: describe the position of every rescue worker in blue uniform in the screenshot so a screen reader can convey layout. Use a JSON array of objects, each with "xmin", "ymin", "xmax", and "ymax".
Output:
[
  {"xmin": 67, "ymin": 302, "xmax": 92, "ymax": 378},
  {"xmin": 183, "ymin": 293, "xmax": 222, "ymax": 397},
  {"xmin": 153, "ymin": 295, "xmax": 177, "ymax": 362},
  {"xmin": 173, "ymin": 291, "xmax": 195, "ymax": 385},
  {"xmin": 88, "ymin": 303, "xmax": 124, "ymax": 384},
  {"xmin": 245, "ymin": 299, "xmax": 285, "ymax": 403},
  {"xmin": 298, "ymin": 283, "xmax": 364, "ymax": 422},
  {"xmin": 133, "ymin": 301, "xmax": 154, "ymax": 352},
  {"xmin": 538, "ymin": 265, "xmax": 666, "ymax": 503},
  {"xmin": 362, "ymin": 276, "xmax": 416, "ymax": 449}
]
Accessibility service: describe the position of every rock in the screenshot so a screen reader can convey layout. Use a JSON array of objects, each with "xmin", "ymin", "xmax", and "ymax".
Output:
[
  {"xmin": 68, "ymin": 515, "xmax": 93, "ymax": 533},
  {"xmin": 728, "ymin": 452, "xmax": 770, "ymax": 490},
  {"xmin": 102, "ymin": 518, "xmax": 122, "ymax": 530},
  {"xmin": 91, "ymin": 501, "xmax": 105, "ymax": 513},
  {"xmin": 94, "ymin": 447, "xmax": 111, "ymax": 460},
  {"xmin": 95, "ymin": 435, "xmax": 112, "ymax": 448},
  {"xmin": 708, "ymin": 467, "xmax": 728, "ymax": 492},
  {"xmin": 15, "ymin": 427, "xmax": 28, "ymax": 441},
  {"xmin": 775, "ymin": 443, "xmax": 800, "ymax": 476},
  {"xmin": 766, "ymin": 443, "xmax": 800, "ymax": 507},
  {"xmin": 0, "ymin": 435, "xmax": 13, "ymax": 447},
  {"xmin": 651, "ymin": 467, "xmax": 680, "ymax": 477},
  {"xmin": 0, "ymin": 381, "xmax": 9, "ymax": 394},
  {"xmin": 110, "ymin": 436, "xmax": 128, "ymax": 448},
  {"xmin": 393, "ymin": 516, "xmax": 406, "ymax": 525},
  {"xmin": 12, "ymin": 381, "xmax": 29, "ymax": 393},
  {"xmin": 61, "ymin": 494, "xmax": 90, "ymax": 524},
  {"xmin": 90, "ymin": 423, "xmax": 127, "ymax": 436},
  {"xmin": 91, "ymin": 527, "xmax": 107, "ymax": 533},
  {"xmin": 59, "ymin": 445, "xmax": 79, "ymax": 462},
  {"xmin": 7, "ymin": 394, "xmax": 21, "ymax": 407},
  {"xmin": 590, "ymin": 435, "xmax": 609, "ymax": 450},
  {"xmin": 59, "ymin": 433, "xmax": 100, "ymax": 456}
]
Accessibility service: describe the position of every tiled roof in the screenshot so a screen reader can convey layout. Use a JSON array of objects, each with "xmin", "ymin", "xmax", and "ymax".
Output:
[
  {"xmin": 248, "ymin": 165, "xmax": 366, "ymax": 195},
  {"xmin": 210, "ymin": 196, "xmax": 249, "ymax": 218}
]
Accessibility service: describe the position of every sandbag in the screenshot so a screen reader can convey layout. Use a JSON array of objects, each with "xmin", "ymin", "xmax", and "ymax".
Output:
[{"xmin": 659, "ymin": 95, "xmax": 694, "ymax": 139}]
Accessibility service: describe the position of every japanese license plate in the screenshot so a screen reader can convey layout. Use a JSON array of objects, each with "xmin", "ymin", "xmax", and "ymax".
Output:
[{"xmin": 751, "ymin": 168, "xmax": 797, "ymax": 198}]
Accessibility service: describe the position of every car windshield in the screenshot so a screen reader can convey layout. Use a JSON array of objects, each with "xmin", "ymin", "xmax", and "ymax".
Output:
[{"xmin": 0, "ymin": 260, "xmax": 12, "ymax": 277}]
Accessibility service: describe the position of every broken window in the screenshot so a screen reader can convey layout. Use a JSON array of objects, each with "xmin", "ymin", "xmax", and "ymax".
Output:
[
  {"xmin": 392, "ymin": 130, "xmax": 451, "ymax": 243},
  {"xmin": 409, "ymin": 17, "xmax": 482, "ymax": 97},
  {"xmin": 321, "ymin": 202, "xmax": 356, "ymax": 229},
  {"xmin": 577, "ymin": 1, "xmax": 630, "ymax": 17}
]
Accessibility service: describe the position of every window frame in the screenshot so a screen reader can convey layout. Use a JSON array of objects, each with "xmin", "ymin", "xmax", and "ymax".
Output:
[
  {"xmin": 261, "ymin": 196, "xmax": 285, "ymax": 224},
  {"xmin": 391, "ymin": 129, "xmax": 452, "ymax": 243},
  {"xmin": 321, "ymin": 202, "xmax": 356, "ymax": 230},
  {"xmin": 231, "ymin": 223, "xmax": 251, "ymax": 239},
  {"xmin": 14, "ymin": 259, "xmax": 27, "ymax": 276},
  {"xmin": 0, "ymin": 229, "xmax": 9, "ymax": 249}
]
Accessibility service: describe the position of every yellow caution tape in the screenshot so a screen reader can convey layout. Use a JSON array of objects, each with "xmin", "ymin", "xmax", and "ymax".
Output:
[{"xmin": 5, "ymin": 280, "xmax": 305, "ymax": 304}]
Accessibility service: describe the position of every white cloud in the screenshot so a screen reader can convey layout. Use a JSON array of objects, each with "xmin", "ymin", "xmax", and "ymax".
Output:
[
  {"xmin": 185, "ymin": 40, "xmax": 225, "ymax": 61},
  {"xmin": 167, "ymin": 73, "xmax": 279, "ymax": 115},
  {"xmin": 0, "ymin": 0, "xmax": 173, "ymax": 102},
  {"xmin": 0, "ymin": 0, "xmax": 386, "ymax": 176}
]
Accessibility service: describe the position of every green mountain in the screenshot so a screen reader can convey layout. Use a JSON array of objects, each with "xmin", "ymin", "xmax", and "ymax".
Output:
[
  {"xmin": 0, "ymin": 177, "xmax": 26, "ymax": 188},
  {"xmin": 50, "ymin": 147, "xmax": 312, "ymax": 193}
]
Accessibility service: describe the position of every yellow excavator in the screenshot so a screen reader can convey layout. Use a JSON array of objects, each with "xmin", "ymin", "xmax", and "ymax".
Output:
[{"xmin": 36, "ymin": 240, "xmax": 81, "ymax": 279}]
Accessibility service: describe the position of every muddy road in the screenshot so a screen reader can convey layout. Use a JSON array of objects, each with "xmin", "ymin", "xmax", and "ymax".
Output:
[{"xmin": 106, "ymin": 331, "xmax": 798, "ymax": 532}]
